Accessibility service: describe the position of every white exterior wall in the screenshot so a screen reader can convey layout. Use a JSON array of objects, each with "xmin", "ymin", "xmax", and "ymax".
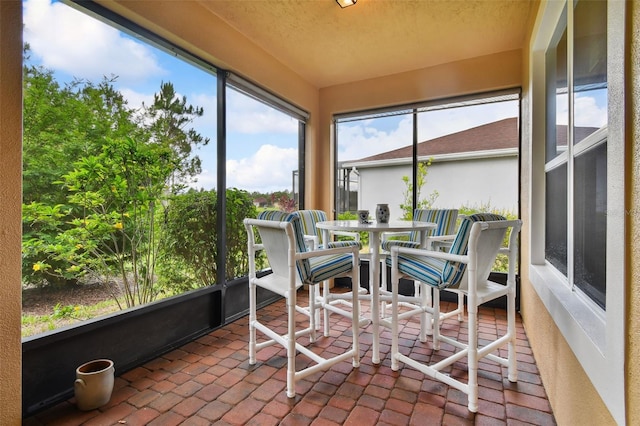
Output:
[{"xmin": 358, "ymin": 155, "xmax": 518, "ymax": 220}]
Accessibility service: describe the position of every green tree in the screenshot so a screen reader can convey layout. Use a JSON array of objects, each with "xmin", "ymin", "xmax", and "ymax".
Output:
[
  {"xmin": 141, "ymin": 82, "xmax": 210, "ymax": 193},
  {"xmin": 399, "ymin": 159, "xmax": 439, "ymax": 220},
  {"xmin": 23, "ymin": 63, "xmax": 137, "ymax": 206},
  {"xmin": 49, "ymin": 137, "xmax": 175, "ymax": 308},
  {"xmin": 22, "ymin": 57, "xmax": 141, "ymax": 286}
]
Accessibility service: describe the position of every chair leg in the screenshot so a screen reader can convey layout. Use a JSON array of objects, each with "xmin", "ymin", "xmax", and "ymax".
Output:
[
  {"xmin": 418, "ymin": 281, "xmax": 428, "ymax": 342},
  {"xmin": 507, "ymin": 286, "xmax": 518, "ymax": 382},
  {"xmin": 249, "ymin": 279, "xmax": 257, "ymax": 365},
  {"xmin": 322, "ymin": 281, "xmax": 331, "ymax": 337},
  {"xmin": 286, "ymin": 291, "xmax": 297, "ymax": 398},
  {"xmin": 308, "ymin": 285, "xmax": 317, "ymax": 343},
  {"xmin": 390, "ymin": 264, "xmax": 400, "ymax": 372},
  {"xmin": 314, "ymin": 285, "xmax": 322, "ymax": 331},
  {"xmin": 466, "ymin": 294, "xmax": 479, "ymax": 413},
  {"xmin": 432, "ymin": 288, "xmax": 441, "ymax": 351},
  {"xmin": 351, "ymin": 273, "xmax": 361, "ymax": 368}
]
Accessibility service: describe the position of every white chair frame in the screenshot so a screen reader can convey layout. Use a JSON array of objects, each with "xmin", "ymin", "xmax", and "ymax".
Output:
[
  {"xmin": 245, "ymin": 217, "xmax": 361, "ymax": 398},
  {"xmin": 389, "ymin": 218, "xmax": 521, "ymax": 412},
  {"xmin": 379, "ymin": 209, "xmax": 461, "ymax": 341}
]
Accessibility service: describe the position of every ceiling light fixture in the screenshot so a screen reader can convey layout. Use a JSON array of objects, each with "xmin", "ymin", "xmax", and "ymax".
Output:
[{"xmin": 336, "ymin": 0, "xmax": 357, "ymax": 8}]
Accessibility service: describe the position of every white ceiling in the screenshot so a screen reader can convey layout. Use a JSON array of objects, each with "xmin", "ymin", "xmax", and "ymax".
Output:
[{"xmin": 197, "ymin": 0, "xmax": 536, "ymax": 88}]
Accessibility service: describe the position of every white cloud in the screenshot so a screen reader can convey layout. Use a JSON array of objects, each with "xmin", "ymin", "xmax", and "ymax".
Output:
[
  {"xmin": 226, "ymin": 144, "xmax": 297, "ymax": 192},
  {"xmin": 226, "ymin": 90, "xmax": 298, "ymax": 134},
  {"xmin": 23, "ymin": 0, "xmax": 165, "ymax": 85},
  {"xmin": 189, "ymin": 168, "xmax": 217, "ymax": 190},
  {"xmin": 338, "ymin": 116, "xmax": 413, "ymax": 161},
  {"xmin": 574, "ymin": 93, "xmax": 607, "ymax": 128},
  {"xmin": 118, "ymin": 87, "xmax": 153, "ymax": 112},
  {"xmin": 189, "ymin": 92, "xmax": 217, "ymax": 136}
]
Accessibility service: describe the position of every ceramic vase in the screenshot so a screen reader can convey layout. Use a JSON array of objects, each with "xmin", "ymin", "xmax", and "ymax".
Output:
[
  {"xmin": 376, "ymin": 204, "xmax": 390, "ymax": 223},
  {"xmin": 74, "ymin": 359, "xmax": 115, "ymax": 411}
]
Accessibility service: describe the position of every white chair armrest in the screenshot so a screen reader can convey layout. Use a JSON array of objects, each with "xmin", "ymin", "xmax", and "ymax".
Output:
[{"xmin": 304, "ymin": 234, "xmax": 319, "ymax": 251}]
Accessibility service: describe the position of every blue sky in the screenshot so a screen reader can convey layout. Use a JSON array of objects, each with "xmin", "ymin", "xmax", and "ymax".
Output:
[
  {"xmin": 23, "ymin": 0, "xmax": 607, "ymax": 192},
  {"xmin": 22, "ymin": 0, "xmax": 299, "ymax": 193}
]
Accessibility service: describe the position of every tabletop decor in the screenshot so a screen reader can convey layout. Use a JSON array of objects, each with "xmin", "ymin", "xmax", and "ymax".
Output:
[{"xmin": 376, "ymin": 204, "xmax": 390, "ymax": 223}]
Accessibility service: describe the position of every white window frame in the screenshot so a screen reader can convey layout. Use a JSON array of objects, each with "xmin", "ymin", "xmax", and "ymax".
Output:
[{"xmin": 529, "ymin": 0, "xmax": 625, "ymax": 423}]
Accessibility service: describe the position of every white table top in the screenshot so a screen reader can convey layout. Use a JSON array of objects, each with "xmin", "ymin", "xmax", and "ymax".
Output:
[{"xmin": 316, "ymin": 220, "xmax": 435, "ymax": 233}]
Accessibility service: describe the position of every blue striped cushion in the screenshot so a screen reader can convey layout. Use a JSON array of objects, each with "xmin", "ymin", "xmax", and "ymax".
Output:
[
  {"xmin": 381, "ymin": 239, "xmax": 420, "ymax": 251},
  {"xmin": 410, "ymin": 209, "xmax": 458, "ymax": 241},
  {"xmin": 389, "ymin": 213, "xmax": 506, "ymax": 289},
  {"xmin": 257, "ymin": 210, "xmax": 354, "ymax": 285},
  {"xmin": 294, "ymin": 210, "xmax": 362, "ymax": 250},
  {"xmin": 382, "ymin": 209, "xmax": 458, "ymax": 251},
  {"xmin": 257, "ymin": 210, "xmax": 311, "ymax": 281},
  {"xmin": 306, "ymin": 252, "xmax": 354, "ymax": 285},
  {"xmin": 442, "ymin": 213, "xmax": 505, "ymax": 287},
  {"xmin": 295, "ymin": 210, "xmax": 327, "ymax": 245},
  {"xmin": 326, "ymin": 240, "xmax": 363, "ymax": 249}
]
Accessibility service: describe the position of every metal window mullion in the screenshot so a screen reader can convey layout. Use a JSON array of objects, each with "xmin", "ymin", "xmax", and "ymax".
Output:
[
  {"xmin": 217, "ymin": 72, "xmax": 227, "ymax": 290},
  {"xmin": 566, "ymin": 1, "xmax": 575, "ymax": 291}
]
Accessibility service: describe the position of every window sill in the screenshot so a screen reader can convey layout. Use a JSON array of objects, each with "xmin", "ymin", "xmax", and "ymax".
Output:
[{"xmin": 530, "ymin": 263, "xmax": 605, "ymax": 353}]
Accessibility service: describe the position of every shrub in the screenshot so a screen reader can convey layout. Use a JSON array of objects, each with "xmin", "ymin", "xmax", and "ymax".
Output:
[{"xmin": 161, "ymin": 188, "xmax": 257, "ymax": 288}]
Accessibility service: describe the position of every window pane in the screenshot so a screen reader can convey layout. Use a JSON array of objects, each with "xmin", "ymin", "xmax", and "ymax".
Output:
[
  {"xmin": 416, "ymin": 101, "xmax": 519, "ymax": 215},
  {"xmin": 545, "ymin": 164, "xmax": 568, "ymax": 275},
  {"xmin": 22, "ymin": 0, "xmax": 217, "ymax": 333},
  {"xmin": 573, "ymin": 0, "xmax": 607, "ymax": 144},
  {"xmin": 337, "ymin": 114, "xmax": 412, "ymax": 221},
  {"xmin": 225, "ymin": 86, "xmax": 300, "ymax": 277},
  {"xmin": 574, "ymin": 143, "xmax": 607, "ymax": 308},
  {"xmin": 545, "ymin": 15, "xmax": 568, "ymax": 162}
]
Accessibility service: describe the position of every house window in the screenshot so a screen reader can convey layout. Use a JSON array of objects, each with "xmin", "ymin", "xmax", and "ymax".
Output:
[
  {"xmin": 531, "ymin": 0, "xmax": 625, "ymax": 422},
  {"xmin": 544, "ymin": 0, "xmax": 608, "ymax": 308}
]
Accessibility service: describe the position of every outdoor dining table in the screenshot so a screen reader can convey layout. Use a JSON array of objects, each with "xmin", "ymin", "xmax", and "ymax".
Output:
[{"xmin": 316, "ymin": 219, "xmax": 436, "ymax": 364}]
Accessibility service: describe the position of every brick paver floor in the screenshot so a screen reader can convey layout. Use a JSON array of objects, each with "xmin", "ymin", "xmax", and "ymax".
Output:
[{"xmin": 24, "ymin": 288, "xmax": 556, "ymax": 425}]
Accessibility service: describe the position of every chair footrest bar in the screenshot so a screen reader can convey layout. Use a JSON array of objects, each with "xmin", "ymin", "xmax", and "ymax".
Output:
[
  {"xmin": 253, "ymin": 321, "xmax": 313, "ymax": 350},
  {"xmin": 294, "ymin": 349, "xmax": 358, "ymax": 381},
  {"xmin": 477, "ymin": 334, "xmax": 512, "ymax": 362},
  {"xmin": 322, "ymin": 303, "xmax": 370, "ymax": 328},
  {"xmin": 395, "ymin": 352, "xmax": 469, "ymax": 395}
]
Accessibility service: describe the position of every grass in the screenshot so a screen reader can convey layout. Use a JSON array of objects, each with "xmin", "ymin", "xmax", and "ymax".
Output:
[{"xmin": 21, "ymin": 298, "xmax": 123, "ymax": 338}]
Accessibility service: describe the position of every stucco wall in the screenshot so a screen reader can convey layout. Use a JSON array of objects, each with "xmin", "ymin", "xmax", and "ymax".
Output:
[{"xmin": 0, "ymin": 1, "xmax": 23, "ymax": 423}]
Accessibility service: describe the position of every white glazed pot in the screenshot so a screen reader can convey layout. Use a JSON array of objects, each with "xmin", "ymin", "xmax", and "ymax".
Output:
[
  {"xmin": 74, "ymin": 359, "xmax": 115, "ymax": 411},
  {"xmin": 376, "ymin": 204, "xmax": 390, "ymax": 223}
]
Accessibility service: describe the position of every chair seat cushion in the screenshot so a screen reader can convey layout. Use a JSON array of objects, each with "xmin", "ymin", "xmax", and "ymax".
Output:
[
  {"xmin": 326, "ymin": 240, "xmax": 363, "ymax": 250},
  {"xmin": 381, "ymin": 240, "xmax": 420, "ymax": 251},
  {"xmin": 301, "ymin": 253, "xmax": 354, "ymax": 285},
  {"xmin": 385, "ymin": 254, "xmax": 446, "ymax": 288}
]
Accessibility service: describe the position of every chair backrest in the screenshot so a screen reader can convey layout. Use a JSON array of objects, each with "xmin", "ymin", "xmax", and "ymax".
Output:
[
  {"xmin": 295, "ymin": 210, "xmax": 328, "ymax": 246},
  {"xmin": 255, "ymin": 210, "xmax": 311, "ymax": 282},
  {"xmin": 442, "ymin": 213, "xmax": 506, "ymax": 288},
  {"xmin": 410, "ymin": 209, "xmax": 459, "ymax": 242}
]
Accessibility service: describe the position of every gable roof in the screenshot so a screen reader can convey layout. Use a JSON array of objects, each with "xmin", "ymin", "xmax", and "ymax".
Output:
[
  {"xmin": 350, "ymin": 118, "xmax": 599, "ymax": 164},
  {"xmin": 355, "ymin": 118, "xmax": 518, "ymax": 163}
]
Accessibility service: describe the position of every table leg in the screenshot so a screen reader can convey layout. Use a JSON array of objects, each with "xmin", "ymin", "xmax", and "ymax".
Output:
[{"xmin": 369, "ymin": 231, "xmax": 381, "ymax": 364}]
